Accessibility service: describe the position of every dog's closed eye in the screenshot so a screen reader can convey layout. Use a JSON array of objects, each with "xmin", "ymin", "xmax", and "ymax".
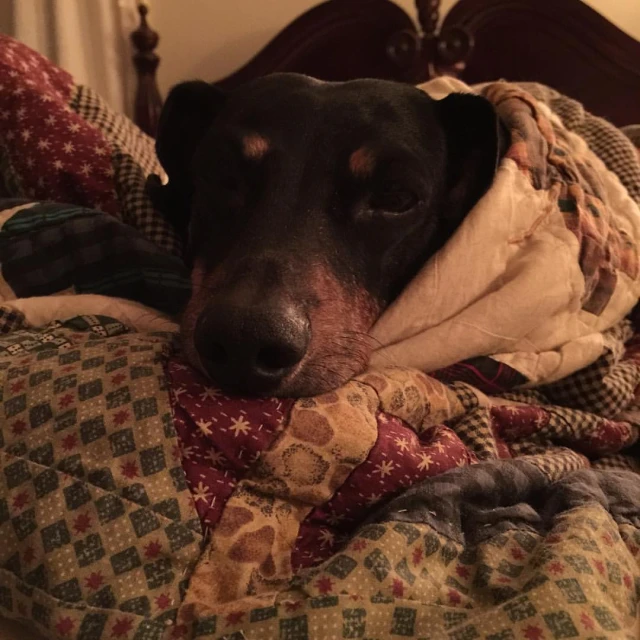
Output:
[
  {"xmin": 217, "ymin": 174, "xmax": 245, "ymax": 209},
  {"xmin": 369, "ymin": 181, "xmax": 419, "ymax": 214},
  {"xmin": 218, "ymin": 174, "xmax": 242, "ymax": 194}
]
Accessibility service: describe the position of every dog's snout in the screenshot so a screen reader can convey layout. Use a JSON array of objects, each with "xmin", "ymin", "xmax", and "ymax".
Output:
[{"xmin": 194, "ymin": 300, "xmax": 310, "ymax": 394}]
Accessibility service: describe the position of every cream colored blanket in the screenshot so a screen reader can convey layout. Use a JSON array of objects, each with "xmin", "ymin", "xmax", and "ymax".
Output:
[{"xmin": 371, "ymin": 78, "xmax": 640, "ymax": 386}]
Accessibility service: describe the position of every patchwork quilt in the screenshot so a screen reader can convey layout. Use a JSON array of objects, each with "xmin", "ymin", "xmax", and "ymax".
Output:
[
  {"xmin": 0, "ymin": 35, "xmax": 640, "ymax": 640},
  {"xmin": 371, "ymin": 77, "xmax": 640, "ymax": 387}
]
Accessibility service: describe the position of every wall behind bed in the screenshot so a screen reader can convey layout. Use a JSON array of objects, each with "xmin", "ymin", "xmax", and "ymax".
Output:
[
  {"xmin": 151, "ymin": 0, "xmax": 456, "ymax": 95},
  {"xmin": 151, "ymin": 0, "xmax": 640, "ymax": 95}
]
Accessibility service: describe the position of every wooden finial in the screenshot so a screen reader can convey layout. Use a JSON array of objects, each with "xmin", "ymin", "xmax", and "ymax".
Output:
[
  {"xmin": 414, "ymin": 0, "xmax": 474, "ymax": 79},
  {"xmin": 415, "ymin": 0, "xmax": 440, "ymax": 39},
  {"xmin": 131, "ymin": 2, "xmax": 163, "ymax": 137},
  {"xmin": 386, "ymin": 0, "xmax": 440, "ymax": 83}
]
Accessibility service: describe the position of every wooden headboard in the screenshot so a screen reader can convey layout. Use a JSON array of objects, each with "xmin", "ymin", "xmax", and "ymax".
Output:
[{"xmin": 130, "ymin": 0, "xmax": 640, "ymax": 137}]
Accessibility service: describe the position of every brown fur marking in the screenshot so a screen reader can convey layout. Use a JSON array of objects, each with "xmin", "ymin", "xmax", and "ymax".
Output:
[
  {"xmin": 349, "ymin": 147, "xmax": 376, "ymax": 178},
  {"xmin": 289, "ymin": 263, "xmax": 379, "ymax": 395},
  {"xmin": 242, "ymin": 134, "xmax": 269, "ymax": 160},
  {"xmin": 181, "ymin": 259, "xmax": 227, "ymax": 379}
]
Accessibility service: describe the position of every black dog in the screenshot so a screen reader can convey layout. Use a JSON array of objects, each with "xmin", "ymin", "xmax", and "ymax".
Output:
[{"xmin": 149, "ymin": 73, "xmax": 508, "ymax": 397}]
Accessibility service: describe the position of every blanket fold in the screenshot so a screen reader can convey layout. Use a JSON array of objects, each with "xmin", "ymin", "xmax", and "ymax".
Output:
[{"xmin": 370, "ymin": 78, "xmax": 640, "ymax": 390}]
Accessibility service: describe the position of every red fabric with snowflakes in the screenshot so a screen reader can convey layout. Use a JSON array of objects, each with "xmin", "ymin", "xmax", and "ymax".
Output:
[
  {"xmin": 168, "ymin": 359, "xmax": 294, "ymax": 530},
  {"xmin": 168, "ymin": 357, "xmax": 482, "ymax": 569},
  {"xmin": 168, "ymin": 345, "xmax": 640, "ymax": 573},
  {"xmin": 0, "ymin": 35, "xmax": 119, "ymax": 213},
  {"xmin": 292, "ymin": 419, "xmax": 476, "ymax": 568}
]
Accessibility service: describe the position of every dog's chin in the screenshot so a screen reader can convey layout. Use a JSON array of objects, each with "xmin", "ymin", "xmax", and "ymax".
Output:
[
  {"xmin": 209, "ymin": 375, "xmax": 344, "ymax": 399},
  {"xmin": 183, "ymin": 338, "xmax": 371, "ymax": 398},
  {"xmin": 274, "ymin": 357, "xmax": 370, "ymax": 398}
]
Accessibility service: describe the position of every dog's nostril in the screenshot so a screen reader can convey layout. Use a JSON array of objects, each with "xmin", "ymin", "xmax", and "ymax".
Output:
[
  {"xmin": 194, "ymin": 301, "xmax": 310, "ymax": 393},
  {"xmin": 256, "ymin": 345, "xmax": 302, "ymax": 372}
]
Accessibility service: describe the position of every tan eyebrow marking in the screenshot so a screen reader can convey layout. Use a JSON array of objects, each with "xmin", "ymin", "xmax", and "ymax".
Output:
[
  {"xmin": 242, "ymin": 134, "xmax": 270, "ymax": 160},
  {"xmin": 349, "ymin": 147, "xmax": 376, "ymax": 177}
]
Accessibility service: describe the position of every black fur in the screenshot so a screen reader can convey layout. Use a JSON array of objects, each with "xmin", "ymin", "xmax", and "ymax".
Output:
[{"xmin": 149, "ymin": 73, "xmax": 508, "ymax": 396}]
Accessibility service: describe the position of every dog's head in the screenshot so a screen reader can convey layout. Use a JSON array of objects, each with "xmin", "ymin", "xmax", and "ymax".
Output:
[{"xmin": 151, "ymin": 73, "xmax": 506, "ymax": 397}]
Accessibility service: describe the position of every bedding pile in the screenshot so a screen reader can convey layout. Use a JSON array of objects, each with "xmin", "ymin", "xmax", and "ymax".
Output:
[{"xmin": 0, "ymin": 35, "xmax": 639, "ymax": 640}]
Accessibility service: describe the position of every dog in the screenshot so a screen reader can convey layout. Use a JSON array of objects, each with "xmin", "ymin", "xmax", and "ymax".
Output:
[{"xmin": 149, "ymin": 73, "xmax": 509, "ymax": 397}]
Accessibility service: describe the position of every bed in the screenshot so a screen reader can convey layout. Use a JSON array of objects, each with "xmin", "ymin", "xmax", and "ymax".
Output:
[
  {"xmin": 0, "ymin": 1, "xmax": 639, "ymax": 639},
  {"xmin": 131, "ymin": 0, "xmax": 640, "ymax": 132}
]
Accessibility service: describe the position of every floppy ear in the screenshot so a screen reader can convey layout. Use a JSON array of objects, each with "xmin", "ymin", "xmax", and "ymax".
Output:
[
  {"xmin": 435, "ymin": 93, "xmax": 508, "ymax": 233},
  {"xmin": 147, "ymin": 81, "xmax": 226, "ymax": 238}
]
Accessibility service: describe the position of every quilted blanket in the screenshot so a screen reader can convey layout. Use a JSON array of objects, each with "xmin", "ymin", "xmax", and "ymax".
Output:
[
  {"xmin": 372, "ymin": 77, "xmax": 640, "ymax": 386},
  {"xmin": 1, "ymin": 35, "xmax": 640, "ymax": 640}
]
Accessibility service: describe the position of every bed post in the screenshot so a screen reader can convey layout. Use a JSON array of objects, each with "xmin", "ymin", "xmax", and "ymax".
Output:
[
  {"xmin": 131, "ymin": 1, "xmax": 162, "ymax": 137},
  {"xmin": 415, "ymin": 0, "xmax": 474, "ymax": 79},
  {"xmin": 415, "ymin": 0, "xmax": 440, "ymax": 39}
]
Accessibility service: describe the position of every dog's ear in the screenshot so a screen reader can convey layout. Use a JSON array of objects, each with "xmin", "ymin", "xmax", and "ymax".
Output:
[
  {"xmin": 156, "ymin": 80, "xmax": 226, "ymax": 180},
  {"xmin": 435, "ymin": 93, "xmax": 508, "ymax": 233},
  {"xmin": 148, "ymin": 81, "xmax": 226, "ymax": 238}
]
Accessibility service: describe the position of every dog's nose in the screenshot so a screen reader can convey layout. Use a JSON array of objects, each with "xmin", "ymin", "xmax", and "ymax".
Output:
[{"xmin": 194, "ymin": 301, "xmax": 310, "ymax": 394}]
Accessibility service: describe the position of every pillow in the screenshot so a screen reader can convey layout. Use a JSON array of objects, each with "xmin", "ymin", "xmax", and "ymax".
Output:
[{"xmin": 0, "ymin": 35, "xmax": 180, "ymax": 257}]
